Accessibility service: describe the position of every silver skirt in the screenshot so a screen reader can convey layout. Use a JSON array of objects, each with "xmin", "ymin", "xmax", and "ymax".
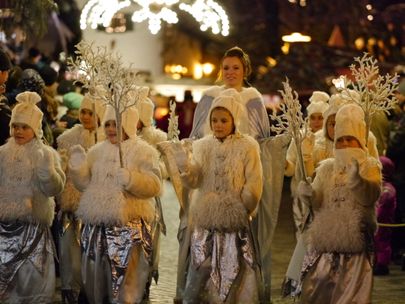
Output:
[
  {"xmin": 0, "ymin": 221, "xmax": 56, "ymax": 303},
  {"xmin": 184, "ymin": 227, "xmax": 259, "ymax": 303},
  {"xmin": 81, "ymin": 219, "xmax": 153, "ymax": 304},
  {"xmin": 300, "ymin": 251, "xmax": 373, "ymax": 304}
]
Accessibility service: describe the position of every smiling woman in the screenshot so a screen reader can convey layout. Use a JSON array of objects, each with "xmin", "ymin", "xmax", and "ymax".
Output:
[{"xmin": 189, "ymin": 46, "xmax": 270, "ymax": 140}]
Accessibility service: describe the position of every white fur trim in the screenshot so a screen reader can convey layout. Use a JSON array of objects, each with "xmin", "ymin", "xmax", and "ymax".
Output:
[
  {"xmin": 139, "ymin": 126, "xmax": 167, "ymax": 148},
  {"xmin": 74, "ymin": 139, "xmax": 160, "ymax": 225},
  {"xmin": 305, "ymin": 205, "xmax": 365, "ymax": 253},
  {"xmin": 190, "ymin": 192, "xmax": 248, "ymax": 231}
]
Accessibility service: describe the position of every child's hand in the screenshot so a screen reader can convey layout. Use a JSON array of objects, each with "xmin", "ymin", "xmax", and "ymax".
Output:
[
  {"xmin": 347, "ymin": 158, "xmax": 360, "ymax": 182},
  {"xmin": 36, "ymin": 148, "xmax": 54, "ymax": 180},
  {"xmin": 69, "ymin": 145, "xmax": 86, "ymax": 168},
  {"xmin": 174, "ymin": 147, "xmax": 189, "ymax": 174},
  {"xmin": 117, "ymin": 168, "xmax": 131, "ymax": 188}
]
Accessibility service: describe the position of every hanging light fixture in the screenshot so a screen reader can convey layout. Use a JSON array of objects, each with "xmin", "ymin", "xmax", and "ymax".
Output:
[
  {"xmin": 282, "ymin": 32, "xmax": 311, "ymax": 42},
  {"xmin": 80, "ymin": 0, "xmax": 230, "ymax": 36}
]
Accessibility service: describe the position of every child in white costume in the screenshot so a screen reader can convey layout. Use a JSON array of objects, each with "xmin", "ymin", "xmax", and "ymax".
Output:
[
  {"xmin": 0, "ymin": 91, "xmax": 65, "ymax": 303},
  {"xmin": 298, "ymin": 103, "xmax": 382, "ymax": 304},
  {"xmin": 69, "ymin": 104, "xmax": 162, "ymax": 304},
  {"xmin": 136, "ymin": 89, "xmax": 168, "ymax": 295},
  {"xmin": 312, "ymin": 92, "xmax": 379, "ymax": 170},
  {"xmin": 177, "ymin": 89, "xmax": 263, "ymax": 303},
  {"xmin": 285, "ymin": 91, "xmax": 329, "ymax": 236},
  {"xmin": 56, "ymin": 93, "xmax": 105, "ymax": 303}
]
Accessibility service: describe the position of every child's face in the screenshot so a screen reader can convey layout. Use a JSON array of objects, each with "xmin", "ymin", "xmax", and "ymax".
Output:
[
  {"xmin": 326, "ymin": 115, "xmax": 336, "ymax": 140},
  {"xmin": 309, "ymin": 113, "xmax": 323, "ymax": 132},
  {"xmin": 335, "ymin": 136, "xmax": 361, "ymax": 149},
  {"xmin": 12, "ymin": 123, "xmax": 35, "ymax": 145},
  {"xmin": 210, "ymin": 108, "xmax": 234, "ymax": 140},
  {"xmin": 104, "ymin": 120, "xmax": 118, "ymax": 144},
  {"xmin": 80, "ymin": 108, "xmax": 96, "ymax": 130}
]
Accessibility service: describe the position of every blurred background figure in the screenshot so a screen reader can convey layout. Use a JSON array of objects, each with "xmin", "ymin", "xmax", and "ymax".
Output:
[
  {"xmin": 374, "ymin": 156, "xmax": 397, "ymax": 275},
  {"xmin": 176, "ymin": 90, "xmax": 196, "ymax": 139}
]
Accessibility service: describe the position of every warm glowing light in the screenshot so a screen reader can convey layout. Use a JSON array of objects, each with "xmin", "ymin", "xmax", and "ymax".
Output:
[
  {"xmin": 155, "ymin": 106, "xmax": 169, "ymax": 119},
  {"xmin": 266, "ymin": 56, "xmax": 277, "ymax": 67},
  {"xmin": 288, "ymin": 0, "xmax": 307, "ymax": 6},
  {"xmin": 366, "ymin": 4, "xmax": 372, "ymax": 10},
  {"xmin": 281, "ymin": 42, "xmax": 290, "ymax": 54},
  {"xmin": 367, "ymin": 14, "xmax": 373, "ymax": 21},
  {"xmin": 80, "ymin": 0, "xmax": 230, "ymax": 36},
  {"xmin": 282, "ymin": 32, "xmax": 311, "ymax": 43},
  {"xmin": 202, "ymin": 63, "xmax": 214, "ymax": 75},
  {"xmin": 193, "ymin": 64, "xmax": 203, "ymax": 79},
  {"xmin": 332, "ymin": 76, "xmax": 347, "ymax": 89},
  {"xmin": 171, "ymin": 73, "xmax": 182, "ymax": 80},
  {"xmin": 354, "ymin": 37, "xmax": 365, "ymax": 50}
]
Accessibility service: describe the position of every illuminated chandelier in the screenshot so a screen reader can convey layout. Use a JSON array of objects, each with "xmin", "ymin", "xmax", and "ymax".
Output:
[{"xmin": 80, "ymin": 0, "xmax": 230, "ymax": 36}]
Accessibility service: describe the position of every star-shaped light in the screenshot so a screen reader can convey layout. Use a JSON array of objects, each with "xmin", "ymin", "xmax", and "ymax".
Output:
[{"xmin": 131, "ymin": 0, "xmax": 179, "ymax": 35}]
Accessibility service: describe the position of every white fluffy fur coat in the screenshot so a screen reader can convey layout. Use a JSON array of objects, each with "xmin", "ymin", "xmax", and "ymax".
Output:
[
  {"xmin": 305, "ymin": 157, "xmax": 381, "ymax": 253},
  {"xmin": 138, "ymin": 126, "xmax": 167, "ymax": 148},
  {"xmin": 57, "ymin": 124, "xmax": 101, "ymax": 212},
  {"xmin": 181, "ymin": 134, "xmax": 263, "ymax": 231},
  {"xmin": 139, "ymin": 126, "xmax": 168, "ymax": 179},
  {"xmin": 0, "ymin": 138, "xmax": 65, "ymax": 226},
  {"xmin": 69, "ymin": 138, "xmax": 162, "ymax": 226}
]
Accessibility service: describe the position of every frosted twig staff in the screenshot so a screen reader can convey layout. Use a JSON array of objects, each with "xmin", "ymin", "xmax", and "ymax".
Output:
[
  {"xmin": 68, "ymin": 40, "xmax": 143, "ymax": 167},
  {"xmin": 270, "ymin": 78, "xmax": 308, "ymax": 181},
  {"xmin": 67, "ymin": 40, "xmax": 107, "ymax": 96},
  {"xmin": 167, "ymin": 99, "xmax": 180, "ymax": 142},
  {"xmin": 336, "ymin": 53, "xmax": 398, "ymax": 143}
]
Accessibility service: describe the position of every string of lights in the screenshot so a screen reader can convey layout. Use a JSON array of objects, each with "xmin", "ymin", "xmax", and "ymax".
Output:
[{"xmin": 80, "ymin": 0, "xmax": 230, "ymax": 36}]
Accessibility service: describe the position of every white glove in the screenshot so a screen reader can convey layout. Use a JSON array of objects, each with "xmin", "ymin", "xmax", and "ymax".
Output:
[
  {"xmin": 347, "ymin": 158, "xmax": 360, "ymax": 183},
  {"xmin": 117, "ymin": 168, "xmax": 131, "ymax": 187},
  {"xmin": 36, "ymin": 148, "xmax": 55, "ymax": 180},
  {"xmin": 301, "ymin": 132, "xmax": 315, "ymax": 160},
  {"xmin": 69, "ymin": 145, "xmax": 86, "ymax": 168},
  {"xmin": 297, "ymin": 178, "xmax": 313, "ymax": 206},
  {"xmin": 174, "ymin": 146, "xmax": 189, "ymax": 174}
]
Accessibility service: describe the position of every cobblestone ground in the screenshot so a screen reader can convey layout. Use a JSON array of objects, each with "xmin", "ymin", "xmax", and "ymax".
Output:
[
  {"xmin": 148, "ymin": 180, "xmax": 180, "ymax": 303},
  {"xmin": 54, "ymin": 179, "xmax": 405, "ymax": 303}
]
